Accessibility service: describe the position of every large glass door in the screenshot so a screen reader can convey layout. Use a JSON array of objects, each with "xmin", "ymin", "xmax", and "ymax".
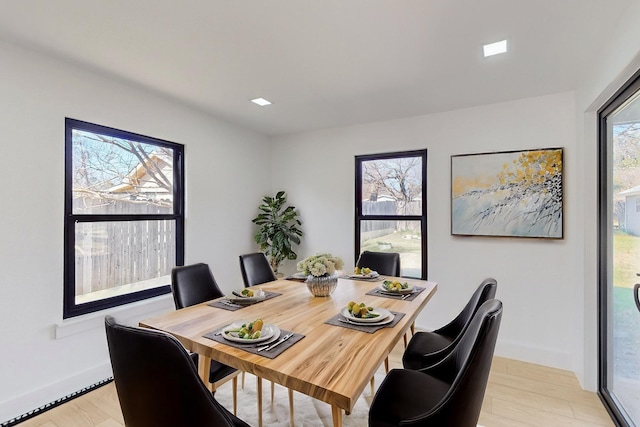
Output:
[{"xmin": 599, "ymin": 71, "xmax": 640, "ymax": 427}]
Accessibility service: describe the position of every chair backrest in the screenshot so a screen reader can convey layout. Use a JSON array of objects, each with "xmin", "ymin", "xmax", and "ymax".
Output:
[
  {"xmin": 171, "ymin": 263, "xmax": 224, "ymax": 309},
  {"xmin": 104, "ymin": 316, "xmax": 237, "ymax": 427},
  {"xmin": 417, "ymin": 299, "xmax": 503, "ymax": 426},
  {"xmin": 239, "ymin": 252, "xmax": 277, "ymax": 287},
  {"xmin": 356, "ymin": 251, "xmax": 401, "ymax": 276},
  {"xmin": 434, "ymin": 277, "xmax": 497, "ymax": 340}
]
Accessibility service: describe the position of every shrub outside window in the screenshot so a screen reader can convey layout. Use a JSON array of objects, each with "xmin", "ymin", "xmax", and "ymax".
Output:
[{"xmin": 64, "ymin": 118, "xmax": 184, "ymax": 318}]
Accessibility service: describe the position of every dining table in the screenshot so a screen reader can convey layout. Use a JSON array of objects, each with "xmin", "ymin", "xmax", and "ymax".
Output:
[{"xmin": 140, "ymin": 274, "xmax": 437, "ymax": 427}]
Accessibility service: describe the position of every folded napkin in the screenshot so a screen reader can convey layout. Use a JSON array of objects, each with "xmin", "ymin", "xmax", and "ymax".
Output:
[
  {"xmin": 203, "ymin": 327, "xmax": 304, "ymax": 359},
  {"xmin": 366, "ymin": 286, "xmax": 426, "ymax": 302},
  {"xmin": 208, "ymin": 291, "xmax": 282, "ymax": 311},
  {"xmin": 324, "ymin": 311, "xmax": 405, "ymax": 333}
]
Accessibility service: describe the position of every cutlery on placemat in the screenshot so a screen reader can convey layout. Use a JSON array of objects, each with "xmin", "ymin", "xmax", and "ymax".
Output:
[
  {"xmin": 339, "ymin": 317, "xmax": 385, "ymax": 326},
  {"xmin": 376, "ymin": 290, "xmax": 403, "ymax": 298},
  {"xmin": 221, "ymin": 300, "xmax": 242, "ymax": 308},
  {"xmin": 257, "ymin": 333, "xmax": 293, "ymax": 352}
]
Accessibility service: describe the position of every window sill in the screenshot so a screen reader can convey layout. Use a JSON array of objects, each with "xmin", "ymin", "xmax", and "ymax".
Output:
[{"xmin": 55, "ymin": 293, "xmax": 174, "ymax": 339}]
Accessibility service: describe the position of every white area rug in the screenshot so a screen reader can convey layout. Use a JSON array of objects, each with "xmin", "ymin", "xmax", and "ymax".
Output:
[{"xmin": 214, "ymin": 371, "xmax": 386, "ymax": 427}]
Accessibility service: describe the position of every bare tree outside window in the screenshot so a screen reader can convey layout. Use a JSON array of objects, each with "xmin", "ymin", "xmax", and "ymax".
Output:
[
  {"xmin": 64, "ymin": 119, "xmax": 184, "ymax": 318},
  {"xmin": 362, "ymin": 157, "xmax": 422, "ymax": 213},
  {"xmin": 356, "ymin": 151, "xmax": 427, "ymax": 279}
]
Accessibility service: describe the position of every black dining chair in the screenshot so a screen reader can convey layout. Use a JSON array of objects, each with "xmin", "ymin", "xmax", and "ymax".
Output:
[
  {"xmin": 356, "ymin": 250, "xmax": 401, "ymax": 277},
  {"xmin": 105, "ymin": 315, "xmax": 250, "ymax": 427},
  {"xmin": 171, "ymin": 263, "xmax": 240, "ymax": 414},
  {"xmin": 239, "ymin": 252, "xmax": 277, "ymax": 287},
  {"xmin": 357, "ymin": 251, "xmax": 406, "ymax": 347},
  {"xmin": 356, "ymin": 250, "xmax": 403, "ymax": 387},
  {"xmin": 369, "ymin": 299, "xmax": 503, "ymax": 427},
  {"xmin": 238, "ymin": 252, "xmax": 295, "ymax": 425},
  {"xmin": 402, "ymin": 277, "xmax": 498, "ymax": 371}
]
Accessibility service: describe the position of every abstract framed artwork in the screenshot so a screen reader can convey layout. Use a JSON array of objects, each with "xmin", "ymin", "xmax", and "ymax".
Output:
[{"xmin": 451, "ymin": 147, "xmax": 563, "ymax": 238}]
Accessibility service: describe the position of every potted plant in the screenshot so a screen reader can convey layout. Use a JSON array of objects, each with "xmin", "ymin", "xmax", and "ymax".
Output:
[{"xmin": 252, "ymin": 191, "xmax": 303, "ymax": 275}]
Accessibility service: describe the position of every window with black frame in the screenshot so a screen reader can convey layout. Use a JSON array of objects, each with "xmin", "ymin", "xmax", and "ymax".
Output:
[
  {"xmin": 355, "ymin": 150, "xmax": 427, "ymax": 279},
  {"xmin": 64, "ymin": 118, "xmax": 184, "ymax": 318}
]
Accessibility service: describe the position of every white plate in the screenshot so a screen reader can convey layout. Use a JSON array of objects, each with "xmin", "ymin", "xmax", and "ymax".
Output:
[
  {"xmin": 378, "ymin": 282, "xmax": 414, "ymax": 294},
  {"xmin": 226, "ymin": 290, "xmax": 266, "ymax": 304},
  {"xmin": 341, "ymin": 307, "xmax": 392, "ymax": 323},
  {"xmin": 222, "ymin": 322, "xmax": 280, "ymax": 344},
  {"xmin": 342, "ymin": 312, "xmax": 395, "ymax": 326},
  {"xmin": 290, "ymin": 272, "xmax": 308, "ymax": 279},
  {"xmin": 347, "ymin": 270, "xmax": 380, "ymax": 279}
]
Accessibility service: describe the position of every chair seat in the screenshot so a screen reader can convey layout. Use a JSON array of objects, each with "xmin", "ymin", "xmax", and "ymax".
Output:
[
  {"xmin": 190, "ymin": 353, "xmax": 237, "ymax": 385},
  {"xmin": 402, "ymin": 278, "xmax": 498, "ymax": 372},
  {"xmin": 370, "ymin": 300, "xmax": 502, "ymax": 427},
  {"xmin": 402, "ymin": 331, "xmax": 455, "ymax": 370},
  {"xmin": 105, "ymin": 316, "xmax": 250, "ymax": 427},
  {"xmin": 369, "ymin": 369, "xmax": 450, "ymax": 427}
]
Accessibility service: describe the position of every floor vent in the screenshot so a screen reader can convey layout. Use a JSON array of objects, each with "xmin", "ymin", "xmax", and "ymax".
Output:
[{"xmin": 1, "ymin": 378, "xmax": 113, "ymax": 427}]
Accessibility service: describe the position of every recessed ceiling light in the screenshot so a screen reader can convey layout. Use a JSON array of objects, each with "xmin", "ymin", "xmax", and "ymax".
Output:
[
  {"xmin": 251, "ymin": 97, "xmax": 272, "ymax": 106},
  {"xmin": 483, "ymin": 40, "xmax": 508, "ymax": 57}
]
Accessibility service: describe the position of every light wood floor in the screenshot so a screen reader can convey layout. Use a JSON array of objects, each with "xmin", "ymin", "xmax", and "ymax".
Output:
[{"xmin": 15, "ymin": 341, "xmax": 614, "ymax": 427}]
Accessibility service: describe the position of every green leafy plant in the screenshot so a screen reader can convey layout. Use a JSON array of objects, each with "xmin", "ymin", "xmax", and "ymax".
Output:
[{"xmin": 252, "ymin": 191, "xmax": 303, "ymax": 274}]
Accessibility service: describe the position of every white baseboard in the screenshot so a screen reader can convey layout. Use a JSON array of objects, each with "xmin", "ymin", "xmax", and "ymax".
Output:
[
  {"xmin": 494, "ymin": 340, "xmax": 574, "ymax": 372},
  {"xmin": 0, "ymin": 362, "xmax": 112, "ymax": 424},
  {"xmin": 413, "ymin": 324, "xmax": 577, "ymax": 382},
  {"xmin": 2, "ymin": 294, "xmax": 174, "ymax": 424}
]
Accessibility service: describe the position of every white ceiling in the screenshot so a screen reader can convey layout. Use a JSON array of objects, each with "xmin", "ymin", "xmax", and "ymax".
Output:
[{"xmin": 0, "ymin": 0, "xmax": 631, "ymax": 136}]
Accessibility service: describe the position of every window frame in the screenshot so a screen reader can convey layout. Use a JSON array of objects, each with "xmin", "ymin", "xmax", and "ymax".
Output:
[
  {"xmin": 63, "ymin": 118, "xmax": 184, "ymax": 318},
  {"xmin": 354, "ymin": 149, "xmax": 428, "ymax": 279}
]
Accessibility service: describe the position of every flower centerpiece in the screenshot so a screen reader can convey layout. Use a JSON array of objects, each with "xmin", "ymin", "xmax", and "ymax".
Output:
[{"xmin": 297, "ymin": 253, "xmax": 344, "ymax": 296}]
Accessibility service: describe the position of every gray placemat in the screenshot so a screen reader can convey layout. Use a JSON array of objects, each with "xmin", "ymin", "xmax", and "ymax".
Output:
[
  {"xmin": 203, "ymin": 327, "xmax": 304, "ymax": 359},
  {"xmin": 324, "ymin": 311, "xmax": 405, "ymax": 333},
  {"xmin": 366, "ymin": 286, "xmax": 426, "ymax": 301},
  {"xmin": 285, "ymin": 274, "xmax": 307, "ymax": 282},
  {"xmin": 208, "ymin": 291, "xmax": 282, "ymax": 311},
  {"xmin": 340, "ymin": 274, "xmax": 385, "ymax": 282}
]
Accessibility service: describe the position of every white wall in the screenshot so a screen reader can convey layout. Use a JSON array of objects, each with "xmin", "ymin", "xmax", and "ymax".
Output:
[
  {"xmin": 0, "ymin": 40, "xmax": 271, "ymax": 422},
  {"xmin": 575, "ymin": 0, "xmax": 640, "ymax": 392},
  {"xmin": 2, "ymin": 0, "xmax": 640, "ymax": 421},
  {"xmin": 270, "ymin": 0, "xmax": 640, "ymax": 394},
  {"xmin": 272, "ymin": 92, "xmax": 580, "ymax": 372}
]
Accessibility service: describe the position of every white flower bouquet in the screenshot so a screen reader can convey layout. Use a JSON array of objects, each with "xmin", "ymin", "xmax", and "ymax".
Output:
[{"xmin": 297, "ymin": 253, "xmax": 344, "ymax": 277}]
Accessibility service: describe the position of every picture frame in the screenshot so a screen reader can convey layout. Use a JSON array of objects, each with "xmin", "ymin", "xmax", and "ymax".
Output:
[{"xmin": 451, "ymin": 147, "xmax": 563, "ymax": 239}]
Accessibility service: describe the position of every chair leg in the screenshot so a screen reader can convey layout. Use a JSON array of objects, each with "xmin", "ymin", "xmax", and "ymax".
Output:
[
  {"xmin": 241, "ymin": 371, "xmax": 245, "ymax": 389},
  {"xmin": 271, "ymin": 380, "xmax": 275, "ymax": 405},
  {"xmin": 289, "ymin": 388, "xmax": 295, "ymax": 427},
  {"xmin": 384, "ymin": 357, "xmax": 389, "ymax": 373},
  {"xmin": 257, "ymin": 377, "xmax": 263, "ymax": 427},
  {"xmin": 232, "ymin": 376, "xmax": 238, "ymax": 415},
  {"xmin": 370, "ymin": 376, "xmax": 375, "ymax": 395}
]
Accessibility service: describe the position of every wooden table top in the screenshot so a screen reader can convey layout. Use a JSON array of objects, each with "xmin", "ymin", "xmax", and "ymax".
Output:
[{"xmin": 140, "ymin": 276, "xmax": 437, "ymax": 413}]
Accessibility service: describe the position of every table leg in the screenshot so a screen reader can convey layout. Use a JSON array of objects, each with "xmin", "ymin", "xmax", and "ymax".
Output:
[
  {"xmin": 232, "ymin": 376, "xmax": 238, "ymax": 415},
  {"xmin": 197, "ymin": 356, "xmax": 212, "ymax": 392},
  {"xmin": 289, "ymin": 389, "xmax": 295, "ymax": 427},
  {"xmin": 257, "ymin": 377, "xmax": 263, "ymax": 427},
  {"xmin": 331, "ymin": 405, "xmax": 343, "ymax": 427}
]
